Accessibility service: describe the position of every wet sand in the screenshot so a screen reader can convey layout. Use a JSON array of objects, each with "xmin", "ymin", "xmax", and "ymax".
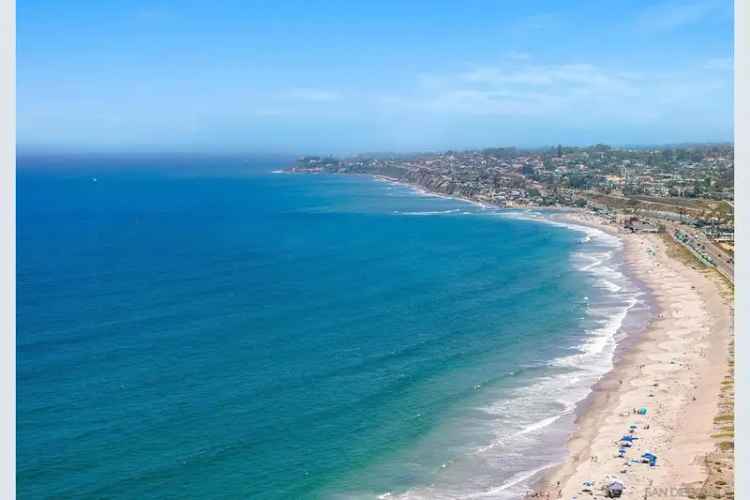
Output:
[{"xmin": 532, "ymin": 211, "xmax": 733, "ymax": 499}]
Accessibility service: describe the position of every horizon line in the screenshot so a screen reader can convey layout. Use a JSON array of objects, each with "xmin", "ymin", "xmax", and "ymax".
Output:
[{"xmin": 16, "ymin": 140, "xmax": 736, "ymax": 159}]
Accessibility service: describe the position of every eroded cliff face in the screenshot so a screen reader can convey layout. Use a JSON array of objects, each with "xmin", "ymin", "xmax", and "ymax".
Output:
[
  {"xmin": 405, "ymin": 169, "xmax": 451, "ymax": 193},
  {"xmin": 287, "ymin": 158, "xmax": 505, "ymax": 204},
  {"xmin": 325, "ymin": 164, "xmax": 477, "ymax": 199},
  {"xmin": 403, "ymin": 168, "xmax": 481, "ymax": 199}
]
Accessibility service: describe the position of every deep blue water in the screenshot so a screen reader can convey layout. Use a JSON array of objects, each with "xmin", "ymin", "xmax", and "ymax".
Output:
[{"xmin": 17, "ymin": 156, "xmax": 642, "ymax": 499}]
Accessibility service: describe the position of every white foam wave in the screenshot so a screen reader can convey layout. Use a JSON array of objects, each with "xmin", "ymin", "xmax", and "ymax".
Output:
[
  {"xmin": 350, "ymin": 207, "xmax": 645, "ymax": 500},
  {"xmin": 597, "ymin": 279, "xmax": 623, "ymax": 293},
  {"xmin": 457, "ymin": 463, "xmax": 558, "ymax": 499},
  {"xmin": 393, "ymin": 209, "xmax": 463, "ymax": 216},
  {"xmin": 372, "ymin": 176, "xmax": 493, "ymax": 211},
  {"xmin": 517, "ymin": 413, "xmax": 564, "ymax": 436}
]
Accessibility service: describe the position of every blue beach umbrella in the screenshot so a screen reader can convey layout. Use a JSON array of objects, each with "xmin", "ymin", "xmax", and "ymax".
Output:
[{"xmin": 641, "ymin": 452, "xmax": 657, "ymax": 466}]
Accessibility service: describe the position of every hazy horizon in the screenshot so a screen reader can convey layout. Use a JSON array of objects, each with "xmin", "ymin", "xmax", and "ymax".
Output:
[
  {"xmin": 16, "ymin": 141, "xmax": 734, "ymax": 161},
  {"xmin": 19, "ymin": 1, "xmax": 733, "ymax": 154}
]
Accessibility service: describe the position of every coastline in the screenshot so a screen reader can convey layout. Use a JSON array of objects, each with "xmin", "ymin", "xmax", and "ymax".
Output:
[
  {"xmin": 370, "ymin": 174, "xmax": 497, "ymax": 210},
  {"xmin": 532, "ymin": 211, "xmax": 734, "ymax": 499},
  {"xmin": 289, "ymin": 170, "xmax": 734, "ymax": 499},
  {"xmin": 378, "ymin": 175, "xmax": 735, "ymax": 498}
]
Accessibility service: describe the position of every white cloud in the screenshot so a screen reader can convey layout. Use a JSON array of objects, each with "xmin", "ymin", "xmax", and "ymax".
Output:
[
  {"xmin": 383, "ymin": 60, "xmax": 731, "ymax": 130},
  {"xmin": 205, "ymin": 58, "xmax": 730, "ymax": 149},
  {"xmin": 410, "ymin": 63, "xmax": 643, "ymax": 117},
  {"xmin": 459, "ymin": 64, "xmax": 640, "ymax": 95}
]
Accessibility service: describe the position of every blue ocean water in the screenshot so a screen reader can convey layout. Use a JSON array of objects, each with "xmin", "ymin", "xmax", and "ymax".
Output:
[{"xmin": 17, "ymin": 156, "xmax": 645, "ymax": 499}]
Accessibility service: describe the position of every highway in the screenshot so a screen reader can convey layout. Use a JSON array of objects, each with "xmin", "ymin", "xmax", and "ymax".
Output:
[{"xmin": 664, "ymin": 221, "xmax": 734, "ymax": 283}]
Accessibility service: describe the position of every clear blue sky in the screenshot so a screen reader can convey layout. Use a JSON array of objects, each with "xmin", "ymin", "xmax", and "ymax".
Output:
[{"xmin": 18, "ymin": 0, "xmax": 734, "ymax": 154}]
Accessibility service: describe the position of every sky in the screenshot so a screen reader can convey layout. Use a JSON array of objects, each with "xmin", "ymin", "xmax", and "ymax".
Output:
[{"xmin": 17, "ymin": 0, "xmax": 734, "ymax": 154}]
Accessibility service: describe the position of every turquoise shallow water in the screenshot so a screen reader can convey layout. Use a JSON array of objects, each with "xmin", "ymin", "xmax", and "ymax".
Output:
[{"xmin": 17, "ymin": 156, "xmax": 644, "ymax": 499}]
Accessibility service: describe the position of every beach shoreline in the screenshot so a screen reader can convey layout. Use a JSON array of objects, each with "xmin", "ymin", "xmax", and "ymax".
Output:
[
  {"xmin": 371, "ymin": 174, "xmax": 733, "ymax": 499},
  {"xmin": 530, "ymin": 210, "xmax": 734, "ymax": 499},
  {"xmin": 289, "ymin": 170, "xmax": 734, "ymax": 499},
  {"xmin": 355, "ymin": 173, "xmax": 735, "ymax": 499}
]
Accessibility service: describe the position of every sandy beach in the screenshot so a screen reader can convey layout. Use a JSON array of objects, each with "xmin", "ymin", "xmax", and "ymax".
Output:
[{"xmin": 531, "ymin": 211, "xmax": 734, "ymax": 499}]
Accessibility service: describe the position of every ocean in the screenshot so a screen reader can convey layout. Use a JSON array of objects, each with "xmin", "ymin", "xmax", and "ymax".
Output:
[{"xmin": 17, "ymin": 156, "xmax": 648, "ymax": 499}]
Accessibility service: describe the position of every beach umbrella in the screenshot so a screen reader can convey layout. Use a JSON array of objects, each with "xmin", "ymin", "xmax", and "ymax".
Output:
[{"xmin": 641, "ymin": 452, "xmax": 657, "ymax": 466}]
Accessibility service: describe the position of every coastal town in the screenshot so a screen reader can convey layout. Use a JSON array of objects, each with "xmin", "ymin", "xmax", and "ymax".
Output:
[
  {"xmin": 289, "ymin": 144, "xmax": 735, "ymax": 282},
  {"xmin": 288, "ymin": 143, "xmax": 736, "ymax": 499}
]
